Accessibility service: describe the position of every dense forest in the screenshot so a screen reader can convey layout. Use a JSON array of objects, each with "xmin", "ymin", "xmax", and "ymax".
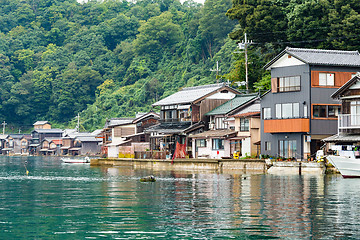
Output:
[{"xmin": 0, "ymin": 0, "xmax": 359, "ymax": 132}]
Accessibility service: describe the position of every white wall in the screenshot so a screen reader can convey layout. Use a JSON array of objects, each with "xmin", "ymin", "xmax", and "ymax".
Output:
[
  {"xmin": 108, "ymin": 146, "xmax": 119, "ymax": 158},
  {"xmin": 241, "ymin": 137, "xmax": 251, "ymax": 157}
]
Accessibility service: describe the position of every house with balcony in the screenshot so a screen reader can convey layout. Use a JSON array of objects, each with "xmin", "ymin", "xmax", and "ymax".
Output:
[
  {"xmin": 190, "ymin": 94, "xmax": 259, "ymax": 159},
  {"xmin": 323, "ymin": 73, "xmax": 360, "ymax": 147},
  {"xmin": 30, "ymin": 128, "xmax": 63, "ymax": 155},
  {"xmin": 261, "ymin": 47, "xmax": 360, "ymax": 160},
  {"xmin": 146, "ymin": 83, "xmax": 241, "ymax": 159}
]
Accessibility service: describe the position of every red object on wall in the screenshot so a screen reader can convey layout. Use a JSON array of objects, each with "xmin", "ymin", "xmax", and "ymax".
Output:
[{"xmin": 172, "ymin": 142, "xmax": 187, "ymax": 162}]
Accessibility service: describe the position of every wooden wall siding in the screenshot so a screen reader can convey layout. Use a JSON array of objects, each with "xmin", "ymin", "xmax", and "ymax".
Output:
[
  {"xmin": 311, "ymin": 71, "xmax": 355, "ymax": 87},
  {"xmin": 264, "ymin": 118, "xmax": 310, "ymax": 133},
  {"xmin": 114, "ymin": 126, "xmax": 135, "ymax": 137},
  {"xmin": 199, "ymin": 99, "xmax": 228, "ymax": 121},
  {"xmin": 271, "ymin": 78, "xmax": 278, "ymax": 93},
  {"xmin": 192, "ymin": 104, "xmax": 200, "ymax": 122}
]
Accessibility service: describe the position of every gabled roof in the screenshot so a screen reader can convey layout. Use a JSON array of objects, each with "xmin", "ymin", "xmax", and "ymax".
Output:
[
  {"xmin": 152, "ymin": 83, "xmax": 240, "ymax": 106},
  {"xmin": 7, "ymin": 134, "xmax": 24, "ymax": 139},
  {"xmin": 331, "ymin": 73, "xmax": 360, "ymax": 99},
  {"xmin": 75, "ymin": 136, "xmax": 101, "ymax": 142},
  {"xmin": 104, "ymin": 118, "xmax": 135, "ymax": 128},
  {"xmin": 133, "ymin": 111, "xmax": 160, "ymax": 124},
  {"xmin": 190, "ymin": 129, "xmax": 237, "ymax": 139},
  {"xmin": 33, "ymin": 121, "xmax": 50, "ymax": 125},
  {"xmin": 205, "ymin": 94, "xmax": 258, "ymax": 116},
  {"xmin": 32, "ymin": 129, "xmax": 63, "ymax": 134},
  {"xmin": 265, "ymin": 47, "xmax": 360, "ymax": 70}
]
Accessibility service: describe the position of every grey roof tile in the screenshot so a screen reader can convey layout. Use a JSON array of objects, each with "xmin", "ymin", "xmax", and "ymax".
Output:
[
  {"xmin": 205, "ymin": 94, "xmax": 258, "ymax": 116},
  {"xmin": 152, "ymin": 83, "xmax": 227, "ymax": 106},
  {"xmin": 265, "ymin": 47, "xmax": 360, "ymax": 69}
]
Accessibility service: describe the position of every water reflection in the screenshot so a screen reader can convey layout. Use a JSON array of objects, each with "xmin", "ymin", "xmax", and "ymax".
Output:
[{"xmin": 0, "ymin": 156, "xmax": 360, "ymax": 239}]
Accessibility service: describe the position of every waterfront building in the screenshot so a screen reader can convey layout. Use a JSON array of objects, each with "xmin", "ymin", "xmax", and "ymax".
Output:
[
  {"xmin": 146, "ymin": 83, "xmax": 241, "ymax": 159},
  {"xmin": 190, "ymin": 94, "xmax": 259, "ymax": 159},
  {"xmin": 103, "ymin": 111, "xmax": 160, "ymax": 158},
  {"xmin": 261, "ymin": 47, "xmax": 360, "ymax": 160},
  {"xmin": 323, "ymin": 73, "xmax": 360, "ymax": 147}
]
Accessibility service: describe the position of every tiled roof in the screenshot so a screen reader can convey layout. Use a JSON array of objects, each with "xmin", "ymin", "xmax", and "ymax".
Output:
[
  {"xmin": 323, "ymin": 134, "xmax": 360, "ymax": 142},
  {"xmin": 145, "ymin": 122, "xmax": 192, "ymax": 134},
  {"xmin": 105, "ymin": 118, "xmax": 135, "ymax": 128},
  {"xmin": 233, "ymin": 111, "xmax": 260, "ymax": 118},
  {"xmin": 152, "ymin": 83, "xmax": 228, "ymax": 106},
  {"xmin": 190, "ymin": 129, "xmax": 237, "ymax": 139},
  {"xmin": 75, "ymin": 136, "xmax": 101, "ymax": 142},
  {"xmin": 205, "ymin": 94, "xmax": 258, "ymax": 116},
  {"xmin": 33, "ymin": 129, "xmax": 63, "ymax": 134},
  {"xmin": 265, "ymin": 47, "xmax": 360, "ymax": 69}
]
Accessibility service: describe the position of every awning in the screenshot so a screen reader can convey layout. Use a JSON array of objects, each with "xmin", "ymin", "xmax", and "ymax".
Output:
[
  {"xmin": 177, "ymin": 104, "xmax": 191, "ymax": 110},
  {"xmin": 60, "ymin": 146, "xmax": 70, "ymax": 149},
  {"xmin": 40, "ymin": 149, "xmax": 48, "ymax": 152},
  {"xmin": 228, "ymin": 136, "xmax": 248, "ymax": 140},
  {"xmin": 29, "ymin": 144, "xmax": 40, "ymax": 147},
  {"xmin": 150, "ymin": 134, "xmax": 172, "ymax": 138},
  {"xmin": 69, "ymin": 148, "xmax": 81, "ymax": 151},
  {"xmin": 1, "ymin": 148, "xmax": 13, "ymax": 151}
]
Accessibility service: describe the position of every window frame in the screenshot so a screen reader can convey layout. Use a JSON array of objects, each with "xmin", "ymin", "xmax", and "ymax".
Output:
[
  {"xmin": 196, "ymin": 139, "xmax": 207, "ymax": 148},
  {"xmin": 275, "ymin": 103, "xmax": 300, "ymax": 119},
  {"xmin": 312, "ymin": 104, "xmax": 340, "ymax": 119},
  {"xmin": 263, "ymin": 107, "xmax": 271, "ymax": 120},
  {"xmin": 278, "ymin": 76, "xmax": 301, "ymax": 92},
  {"xmin": 212, "ymin": 138, "xmax": 224, "ymax": 150},
  {"xmin": 239, "ymin": 118, "xmax": 250, "ymax": 132},
  {"xmin": 319, "ymin": 73, "xmax": 335, "ymax": 86}
]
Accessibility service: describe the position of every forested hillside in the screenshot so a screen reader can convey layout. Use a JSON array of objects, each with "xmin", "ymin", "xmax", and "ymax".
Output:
[{"xmin": 0, "ymin": 0, "xmax": 359, "ymax": 132}]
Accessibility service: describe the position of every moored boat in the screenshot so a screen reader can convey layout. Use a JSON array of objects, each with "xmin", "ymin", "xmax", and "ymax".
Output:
[
  {"xmin": 326, "ymin": 155, "xmax": 360, "ymax": 178},
  {"xmin": 61, "ymin": 156, "xmax": 90, "ymax": 164}
]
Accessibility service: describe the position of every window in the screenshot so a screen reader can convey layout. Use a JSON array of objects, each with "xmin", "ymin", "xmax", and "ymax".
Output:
[
  {"xmin": 319, "ymin": 73, "xmax": 334, "ymax": 86},
  {"xmin": 313, "ymin": 105, "xmax": 340, "ymax": 118},
  {"xmin": 279, "ymin": 140, "xmax": 297, "ymax": 158},
  {"xmin": 196, "ymin": 139, "xmax": 206, "ymax": 147},
  {"xmin": 304, "ymin": 105, "xmax": 308, "ymax": 118},
  {"xmin": 265, "ymin": 142, "xmax": 271, "ymax": 151},
  {"xmin": 215, "ymin": 117, "xmax": 227, "ymax": 129},
  {"xmin": 275, "ymin": 103, "xmax": 300, "ymax": 119},
  {"xmin": 351, "ymin": 101, "xmax": 360, "ymax": 125},
  {"xmin": 212, "ymin": 139, "xmax": 224, "ymax": 150},
  {"xmin": 263, "ymin": 108, "xmax": 271, "ymax": 119},
  {"xmin": 278, "ymin": 76, "xmax": 301, "ymax": 92},
  {"xmin": 240, "ymin": 118, "xmax": 249, "ymax": 131}
]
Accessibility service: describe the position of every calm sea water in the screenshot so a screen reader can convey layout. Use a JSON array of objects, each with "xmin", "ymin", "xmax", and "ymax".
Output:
[{"xmin": 0, "ymin": 156, "xmax": 359, "ymax": 239}]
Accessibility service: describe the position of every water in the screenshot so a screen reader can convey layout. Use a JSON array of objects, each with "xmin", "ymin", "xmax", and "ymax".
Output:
[{"xmin": 0, "ymin": 156, "xmax": 359, "ymax": 239}]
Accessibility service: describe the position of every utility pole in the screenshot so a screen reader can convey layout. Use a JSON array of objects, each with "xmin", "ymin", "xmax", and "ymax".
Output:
[
  {"xmin": 238, "ymin": 33, "xmax": 252, "ymax": 93},
  {"xmin": 210, "ymin": 61, "xmax": 221, "ymax": 83},
  {"xmin": 2, "ymin": 121, "xmax": 6, "ymax": 135},
  {"xmin": 76, "ymin": 113, "xmax": 80, "ymax": 133},
  {"xmin": 19, "ymin": 128, "xmax": 21, "ymax": 134}
]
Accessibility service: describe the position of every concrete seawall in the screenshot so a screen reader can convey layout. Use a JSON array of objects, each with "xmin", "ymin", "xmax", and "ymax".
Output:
[{"xmin": 91, "ymin": 158, "xmax": 267, "ymax": 173}]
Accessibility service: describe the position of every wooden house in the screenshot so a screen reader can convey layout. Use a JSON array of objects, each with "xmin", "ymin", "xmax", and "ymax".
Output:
[
  {"xmin": 190, "ymin": 94, "xmax": 259, "ymax": 159},
  {"xmin": 31, "ymin": 129, "xmax": 63, "ymax": 155},
  {"xmin": 146, "ymin": 83, "xmax": 241, "ymax": 159},
  {"xmin": 33, "ymin": 121, "xmax": 52, "ymax": 129},
  {"xmin": 20, "ymin": 134, "xmax": 32, "ymax": 155},
  {"xmin": 104, "ymin": 111, "xmax": 160, "ymax": 158}
]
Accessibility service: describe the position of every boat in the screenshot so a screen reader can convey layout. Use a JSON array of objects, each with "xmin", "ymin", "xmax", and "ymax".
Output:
[
  {"xmin": 325, "ymin": 145, "xmax": 360, "ymax": 178},
  {"xmin": 326, "ymin": 155, "xmax": 360, "ymax": 178},
  {"xmin": 61, "ymin": 156, "xmax": 90, "ymax": 164}
]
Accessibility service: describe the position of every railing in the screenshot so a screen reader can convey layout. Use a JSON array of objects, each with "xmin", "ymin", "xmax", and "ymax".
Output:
[{"xmin": 338, "ymin": 114, "xmax": 360, "ymax": 130}]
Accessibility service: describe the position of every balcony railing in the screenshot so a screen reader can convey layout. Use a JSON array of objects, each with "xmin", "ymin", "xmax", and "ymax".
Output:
[{"xmin": 338, "ymin": 114, "xmax": 360, "ymax": 130}]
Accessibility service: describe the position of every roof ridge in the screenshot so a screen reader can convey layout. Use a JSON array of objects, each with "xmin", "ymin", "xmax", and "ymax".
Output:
[
  {"xmin": 182, "ymin": 83, "xmax": 225, "ymax": 91},
  {"xmin": 286, "ymin": 47, "xmax": 359, "ymax": 55}
]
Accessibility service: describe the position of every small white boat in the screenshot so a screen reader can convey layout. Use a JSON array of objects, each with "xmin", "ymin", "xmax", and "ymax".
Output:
[
  {"xmin": 61, "ymin": 156, "xmax": 90, "ymax": 164},
  {"xmin": 326, "ymin": 155, "xmax": 360, "ymax": 178}
]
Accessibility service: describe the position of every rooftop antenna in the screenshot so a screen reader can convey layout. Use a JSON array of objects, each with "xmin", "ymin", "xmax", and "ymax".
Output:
[
  {"xmin": 210, "ymin": 61, "xmax": 221, "ymax": 83},
  {"xmin": 237, "ymin": 33, "xmax": 253, "ymax": 93}
]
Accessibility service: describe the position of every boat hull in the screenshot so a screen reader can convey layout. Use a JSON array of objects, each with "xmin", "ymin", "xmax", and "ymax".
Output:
[{"xmin": 326, "ymin": 155, "xmax": 360, "ymax": 178}]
